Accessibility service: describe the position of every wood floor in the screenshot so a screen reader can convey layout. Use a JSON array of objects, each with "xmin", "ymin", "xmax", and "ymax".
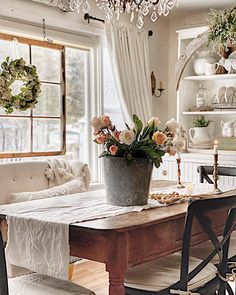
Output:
[
  {"xmin": 72, "ymin": 259, "xmax": 236, "ymax": 295},
  {"xmin": 72, "ymin": 260, "xmax": 108, "ymax": 295}
]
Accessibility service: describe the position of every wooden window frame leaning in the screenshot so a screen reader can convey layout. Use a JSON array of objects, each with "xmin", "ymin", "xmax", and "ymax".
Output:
[{"xmin": 0, "ymin": 32, "xmax": 66, "ymax": 158}]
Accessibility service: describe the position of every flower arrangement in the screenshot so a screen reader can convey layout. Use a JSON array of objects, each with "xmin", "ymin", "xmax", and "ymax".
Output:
[
  {"xmin": 0, "ymin": 57, "xmax": 41, "ymax": 114},
  {"xmin": 208, "ymin": 7, "xmax": 236, "ymax": 53},
  {"xmin": 192, "ymin": 115, "xmax": 211, "ymax": 128},
  {"xmin": 91, "ymin": 114, "xmax": 178, "ymax": 168}
]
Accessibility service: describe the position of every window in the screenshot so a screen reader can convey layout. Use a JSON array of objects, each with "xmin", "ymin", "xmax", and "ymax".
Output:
[
  {"xmin": 65, "ymin": 47, "xmax": 89, "ymax": 162},
  {"xmin": 0, "ymin": 33, "xmax": 65, "ymax": 158}
]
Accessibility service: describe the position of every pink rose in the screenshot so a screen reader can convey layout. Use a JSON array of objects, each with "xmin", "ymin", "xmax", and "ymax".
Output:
[
  {"xmin": 95, "ymin": 133, "xmax": 107, "ymax": 144},
  {"xmin": 109, "ymin": 145, "xmax": 118, "ymax": 155},
  {"xmin": 91, "ymin": 117, "xmax": 102, "ymax": 130},
  {"xmin": 113, "ymin": 131, "xmax": 121, "ymax": 141},
  {"xmin": 152, "ymin": 131, "xmax": 167, "ymax": 145},
  {"xmin": 168, "ymin": 147, "xmax": 177, "ymax": 156},
  {"xmin": 101, "ymin": 116, "xmax": 112, "ymax": 128}
]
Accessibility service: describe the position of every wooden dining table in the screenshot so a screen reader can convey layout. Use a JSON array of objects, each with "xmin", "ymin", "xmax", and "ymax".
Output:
[
  {"xmin": 1, "ymin": 180, "xmax": 236, "ymax": 295},
  {"xmin": 68, "ymin": 181, "xmax": 236, "ymax": 295}
]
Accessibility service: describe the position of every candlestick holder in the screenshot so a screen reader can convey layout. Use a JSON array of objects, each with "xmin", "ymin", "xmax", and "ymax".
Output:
[
  {"xmin": 213, "ymin": 154, "xmax": 222, "ymax": 194},
  {"xmin": 176, "ymin": 157, "xmax": 185, "ymax": 188}
]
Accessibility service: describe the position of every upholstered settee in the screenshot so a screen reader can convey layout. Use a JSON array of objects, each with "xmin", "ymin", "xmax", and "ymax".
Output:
[{"xmin": 0, "ymin": 160, "xmax": 90, "ymax": 278}]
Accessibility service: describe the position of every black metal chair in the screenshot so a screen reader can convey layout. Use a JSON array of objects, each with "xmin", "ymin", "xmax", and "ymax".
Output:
[
  {"xmin": 0, "ymin": 231, "xmax": 95, "ymax": 295},
  {"xmin": 196, "ymin": 165, "xmax": 236, "ymax": 293},
  {"xmin": 198, "ymin": 165, "xmax": 236, "ymax": 185},
  {"xmin": 125, "ymin": 194, "xmax": 236, "ymax": 295}
]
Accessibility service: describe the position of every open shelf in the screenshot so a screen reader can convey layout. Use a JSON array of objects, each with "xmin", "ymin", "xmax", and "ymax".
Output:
[
  {"xmin": 183, "ymin": 74, "xmax": 236, "ymax": 81},
  {"xmin": 182, "ymin": 111, "xmax": 236, "ymax": 115}
]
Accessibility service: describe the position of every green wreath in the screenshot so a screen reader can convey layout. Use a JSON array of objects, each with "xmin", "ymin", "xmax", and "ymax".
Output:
[{"xmin": 0, "ymin": 57, "xmax": 41, "ymax": 114}]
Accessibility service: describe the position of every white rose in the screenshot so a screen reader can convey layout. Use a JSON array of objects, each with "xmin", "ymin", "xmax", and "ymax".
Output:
[
  {"xmin": 166, "ymin": 118, "xmax": 179, "ymax": 133},
  {"xmin": 119, "ymin": 130, "xmax": 135, "ymax": 145},
  {"xmin": 148, "ymin": 117, "xmax": 161, "ymax": 127}
]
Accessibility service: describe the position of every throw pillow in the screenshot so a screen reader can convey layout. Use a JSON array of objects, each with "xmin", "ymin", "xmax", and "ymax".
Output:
[{"xmin": 8, "ymin": 177, "xmax": 86, "ymax": 204}]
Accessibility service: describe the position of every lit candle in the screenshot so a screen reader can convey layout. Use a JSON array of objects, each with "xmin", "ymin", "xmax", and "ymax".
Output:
[
  {"xmin": 160, "ymin": 80, "xmax": 163, "ymax": 89},
  {"xmin": 213, "ymin": 140, "xmax": 218, "ymax": 155}
]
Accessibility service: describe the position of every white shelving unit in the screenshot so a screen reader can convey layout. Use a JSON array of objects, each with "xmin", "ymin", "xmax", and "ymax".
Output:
[
  {"xmin": 177, "ymin": 26, "xmax": 236, "ymax": 152},
  {"xmin": 156, "ymin": 26, "xmax": 236, "ymax": 184},
  {"xmin": 184, "ymin": 74, "xmax": 236, "ymax": 81},
  {"xmin": 182, "ymin": 111, "xmax": 236, "ymax": 115}
]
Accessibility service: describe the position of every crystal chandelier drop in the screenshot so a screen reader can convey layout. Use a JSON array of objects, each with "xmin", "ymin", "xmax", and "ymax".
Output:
[{"xmin": 69, "ymin": 0, "xmax": 178, "ymax": 29}]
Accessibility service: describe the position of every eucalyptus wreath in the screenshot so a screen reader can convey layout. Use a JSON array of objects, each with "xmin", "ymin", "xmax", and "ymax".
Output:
[
  {"xmin": 208, "ymin": 7, "xmax": 236, "ymax": 53},
  {"xmin": 0, "ymin": 57, "xmax": 41, "ymax": 114}
]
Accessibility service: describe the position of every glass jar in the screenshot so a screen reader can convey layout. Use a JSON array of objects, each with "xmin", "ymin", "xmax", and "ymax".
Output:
[{"xmin": 196, "ymin": 84, "xmax": 207, "ymax": 108}]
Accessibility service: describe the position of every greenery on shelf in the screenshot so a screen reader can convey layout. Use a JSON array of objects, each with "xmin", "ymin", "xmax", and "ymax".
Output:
[
  {"xmin": 207, "ymin": 7, "xmax": 236, "ymax": 53},
  {"xmin": 193, "ymin": 115, "xmax": 211, "ymax": 128}
]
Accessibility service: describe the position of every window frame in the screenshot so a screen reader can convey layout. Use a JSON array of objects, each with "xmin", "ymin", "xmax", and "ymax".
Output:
[{"xmin": 0, "ymin": 32, "xmax": 66, "ymax": 158}]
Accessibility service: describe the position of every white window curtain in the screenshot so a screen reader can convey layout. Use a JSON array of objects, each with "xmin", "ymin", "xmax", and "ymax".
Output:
[{"xmin": 105, "ymin": 22, "xmax": 152, "ymax": 125}]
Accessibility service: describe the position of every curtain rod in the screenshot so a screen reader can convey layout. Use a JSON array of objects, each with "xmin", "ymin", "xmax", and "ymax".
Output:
[{"xmin": 83, "ymin": 13, "xmax": 153, "ymax": 36}]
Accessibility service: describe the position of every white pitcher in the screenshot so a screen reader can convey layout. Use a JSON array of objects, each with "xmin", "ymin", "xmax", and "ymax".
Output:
[
  {"xmin": 221, "ymin": 121, "xmax": 236, "ymax": 137},
  {"xmin": 205, "ymin": 63, "xmax": 217, "ymax": 76},
  {"xmin": 189, "ymin": 127, "xmax": 211, "ymax": 144}
]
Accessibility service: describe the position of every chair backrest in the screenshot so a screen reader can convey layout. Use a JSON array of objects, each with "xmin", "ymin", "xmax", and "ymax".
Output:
[
  {"xmin": 198, "ymin": 165, "xmax": 236, "ymax": 184},
  {"xmin": 174, "ymin": 194, "xmax": 236, "ymax": 292},
  {"xmin": 0, "ymin": 231, "xmax": 8, "ymax": 295}
]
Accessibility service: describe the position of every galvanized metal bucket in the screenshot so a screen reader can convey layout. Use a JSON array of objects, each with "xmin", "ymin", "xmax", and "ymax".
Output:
[{"xmin": 103, "ymin": 157, "xmax": 153, "ymax": 207}]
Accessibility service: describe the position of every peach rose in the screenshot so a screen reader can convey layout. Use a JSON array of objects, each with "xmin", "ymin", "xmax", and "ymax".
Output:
[
  {"xmin": 119, "ymin": 130, "xmax": 135, "ymax": 145},
  {"xmin": 95, "ymin": 133, "xmax": 107, "ymax": 144},
  {"xmin": 91, "ymin": 117, "xmax": 102, "ymax": 130},
  {"xmin": 152, "ymin": 131, "xmax": 167, "ymax": 145},
  {"xmin": 148, "ymin": 117, "xmax": 161, "ymax": 127},
  {"xmin": 101, "ymin": 115, "xmax": 112, "ymax": 128},
  {"xmin": 109, "ymin": 145, "xmax": 118, "ymax": 155}
]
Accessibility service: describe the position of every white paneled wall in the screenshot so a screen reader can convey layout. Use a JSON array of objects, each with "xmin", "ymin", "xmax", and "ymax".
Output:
[{"xmin": 153, "ymin": 153, "xmax": 236, "ymax": 185}]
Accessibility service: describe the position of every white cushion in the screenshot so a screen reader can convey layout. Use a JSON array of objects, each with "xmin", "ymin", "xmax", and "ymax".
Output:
[
  {"xmin": 9, "ymin": 273, "xmax": 95, "ymax": 295},
  {"xmin": 190, "ymin": 232, "xmax": 236, "ymax": 264},
  {"xmin": 8, "ymin": 177, "xmax": 86, "ymax": 204},
  {"xmin": 125, "ymin": 253, "xmax": 217, "ymax": 292}
]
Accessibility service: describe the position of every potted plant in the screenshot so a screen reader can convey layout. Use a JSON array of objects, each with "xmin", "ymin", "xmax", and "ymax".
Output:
[
  {"xmin": 189, "ymin": 115, "xmax": 211, "ymax": 144},
  {"xmin": 91, "ymin": 114, "xmax": 178, "ymax": 206},
  {"xmin": 208, "ymin": 7, "xmax": 236, "ymax": 57}
]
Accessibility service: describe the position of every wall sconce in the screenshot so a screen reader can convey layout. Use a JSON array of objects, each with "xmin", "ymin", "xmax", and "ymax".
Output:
[{"xmin": 151, "ymin": 71, "xmax": 165, "ymax": 98}]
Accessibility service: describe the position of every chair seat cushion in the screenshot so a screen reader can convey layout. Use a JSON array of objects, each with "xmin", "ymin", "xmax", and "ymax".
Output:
[
  {"xmin": 9, "ymin": 273, "xmax": 95, "ymax": 295},
  {"xmin": 190, "ymin": 232, "xmax": 236, "ymax": 264},
  {"xmin": 125, "ymin": 253, "xmax": 217, "ymax": 292}
]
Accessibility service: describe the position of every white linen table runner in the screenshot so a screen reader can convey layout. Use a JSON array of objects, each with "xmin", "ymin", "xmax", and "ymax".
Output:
[{"xmin": 0, "ymin": 184, "xmax": 235, "ymax": 280}]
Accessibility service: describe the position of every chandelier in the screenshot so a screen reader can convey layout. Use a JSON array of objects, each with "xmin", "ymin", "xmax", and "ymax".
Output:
[{"xmin": 69, "ymin": 0, "xmax": 178, "ymax": 29}]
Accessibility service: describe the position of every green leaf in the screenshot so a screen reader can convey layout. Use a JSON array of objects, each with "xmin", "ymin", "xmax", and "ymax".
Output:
[
  {"xmin": 99, "ymin": 151, "xmax": 109, "ymax": 158},
  {"xmin": 133, "ymin": 114, "xmax": 143, "ymax": 138}
]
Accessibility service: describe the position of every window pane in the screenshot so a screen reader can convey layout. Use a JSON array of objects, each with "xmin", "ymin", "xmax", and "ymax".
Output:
[
  {"xmin": 103, "ymin": 41, "xmax": 125, "ymax": 130},
  {"xmin": 0, "ymin": 40, "xmax": 29, "ymax": 62},
  {"xmin": 65, "ymin": 47, "xmax": 88, "ymax": 160},
  {"xmin": 31, "ymin": 46, "xmax": 61, "ymax": 83},
  {"xmin": 33, "ymin": 84, "xmax": 61, "ymax": 117},
  {"xmin": 33, "ymin": 119, "xmax": 61, "ymax": 152},
  {"xmin": 0, "ymin": 118, "xmax": 31, "ymax": 153}
]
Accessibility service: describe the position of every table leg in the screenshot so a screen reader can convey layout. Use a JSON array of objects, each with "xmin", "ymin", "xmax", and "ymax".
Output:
[
  {"xmin": 106, "ymin": 232, "xmax": 128, "ymax": 295},
  {"xmin": 108, "ymin": 271, "xmax": 125, "ymax": 295}
]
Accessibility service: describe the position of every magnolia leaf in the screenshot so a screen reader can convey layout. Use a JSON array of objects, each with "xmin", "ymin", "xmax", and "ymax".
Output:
[{"xmin": 133, "ymin": 114, "xmax": 143, "ymax": 137}]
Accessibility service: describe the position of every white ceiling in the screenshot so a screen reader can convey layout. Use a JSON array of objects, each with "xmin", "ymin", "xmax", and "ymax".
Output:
[{"xmin": 173, "ymin": 0, "xmax": 235, "ymax": 14}]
